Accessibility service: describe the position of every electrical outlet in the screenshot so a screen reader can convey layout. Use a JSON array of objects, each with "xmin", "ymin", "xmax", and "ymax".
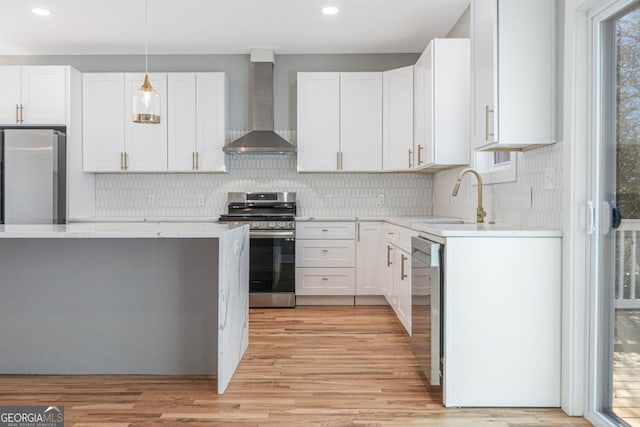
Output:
[
  {"xmin": 544, "ymin": 167, "xmax": 556, "ymax": 191},
  {"xmin": 146, "ymin": 194, "xmax": 155, "ymax": 207},
  {"xmin": 197, "ymin": 195, "xmax": 206, "ymax": 207},
  {"xmin": 377, "ymin": 194, "xmax": 385, "ymax": 206}
]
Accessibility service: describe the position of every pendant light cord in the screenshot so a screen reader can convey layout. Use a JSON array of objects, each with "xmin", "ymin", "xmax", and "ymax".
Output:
[{"xmin": 144, "ymin": 0, "xmax": 148, "ymax": 74}]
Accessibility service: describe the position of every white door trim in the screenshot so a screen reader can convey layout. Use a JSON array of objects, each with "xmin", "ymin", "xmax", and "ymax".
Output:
[{"xmin": 564, "ymin": 0, "xmax": 639, "ymax": 423}]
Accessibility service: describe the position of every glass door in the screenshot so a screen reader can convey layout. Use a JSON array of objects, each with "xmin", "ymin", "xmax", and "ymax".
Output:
[{"xmin": 593, "ymin": 2, "xmax": 640, "ymax": 425}]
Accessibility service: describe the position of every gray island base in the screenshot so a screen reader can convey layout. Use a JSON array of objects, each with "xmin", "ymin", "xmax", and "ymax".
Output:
[{"xmin": 0, "ymin": 223, "xmax": 249, "ymax": 394}]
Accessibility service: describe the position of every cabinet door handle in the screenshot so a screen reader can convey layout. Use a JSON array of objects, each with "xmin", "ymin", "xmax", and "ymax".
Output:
[
  {"xmin": 417, "ymin": 145, "xmax": 423, "ymax": 165},
  {"xmin": 192, "ymin": 152, "xmax": 196, "ymax": 170},
  {"xmin": 400, "ymin": 254, "xmax": 407, "ymax": 281},
  {"xmin": 336, "ymin": 152, "xmax": 340, "ymax": 170},
  {"xmin": 19, "ymin": 104, "xmax": 24, "ymax": 123},
  {"xmin": 15, "ymin": 104, "xmax": 19, "ymax": 124},
  {"xmin": 485, "ymin": 105, "xmax": 495, "ymax": 141},
  {"xmin": 125, "ymin": 152, "xmax": 129, "ymax": 171},
  {"xmin": 387, "ymin": 245, "xmax": 392, "ymax": 267},
  {"xmin": 196, "ymin": 152, "xmax": 199, "ymax": 170},
  {"xmin": 408, "ymin": 149, "xmax": 413, "ymax": 168},
  {"xmin": 120, "ymin": 152, "xmax": 124, "ymax": 171},
  {"xmin": 357, "ymin": 222, "xmax": 361, "ymax": 242}
]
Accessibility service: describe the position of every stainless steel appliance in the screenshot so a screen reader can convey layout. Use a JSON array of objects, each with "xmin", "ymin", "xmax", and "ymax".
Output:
[
  {"xmin": 218, "ymin": 192, "xmax": 296, "ymax": 307},
  {"xmin": 223, "ymin": 50, "xmax": 296, "ymax": 154},
  {"xmin": 411, "ymin": 236, "xmax": 444, "ymax": 387},
  {"xmin": 0, "ymin": 129, "xmax": 66, "ymax": 224}
]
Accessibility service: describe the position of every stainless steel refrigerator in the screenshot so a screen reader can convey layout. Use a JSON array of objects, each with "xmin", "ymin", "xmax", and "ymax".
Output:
[{"xmin": 0, "ymin": 129, "xmax": 66, "ymax": 224}]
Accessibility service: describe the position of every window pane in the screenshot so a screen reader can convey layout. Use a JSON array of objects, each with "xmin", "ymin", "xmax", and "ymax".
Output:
[
  {"xmin": 616, "ymin": 6, "xmax": 640, "ymax": 219},
  {"xmin": 493, "ymin": 151, "xmax": 511, "ymax": 165}
]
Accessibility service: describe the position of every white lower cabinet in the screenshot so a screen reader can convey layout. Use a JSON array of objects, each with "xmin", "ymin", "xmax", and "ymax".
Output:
[
  {"xmin": 295, "ymin": 222, "xmax": 356, "ymax": 299},
  {"xmin": 295, "ymin": 268, "xmax": 355, "ymax": 296},
  {"xmin": 295, "ymin": 240, "xmax": 356, "ymax": 268},
  {"xmin": 384, "ymin": 223, "xmax": 416, "ymax": 334},
  {"xmin": 355, "ymin": 221, "xmax": 386, "ymax": 295},
  {"xmin": 443, "ymin": 235, "xmax": 561, "ymax": 407}
]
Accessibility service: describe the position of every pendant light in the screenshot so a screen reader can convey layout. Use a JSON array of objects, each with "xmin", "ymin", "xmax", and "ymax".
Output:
[{"xmin": 132, "ymin": 0, "xmax": 161, "ymax": 124}]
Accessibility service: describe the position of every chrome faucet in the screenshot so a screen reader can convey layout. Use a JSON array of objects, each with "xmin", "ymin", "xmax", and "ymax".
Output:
[{"xmin": 451, "ymin": 168, "xmax": 487, "ymax": 223}]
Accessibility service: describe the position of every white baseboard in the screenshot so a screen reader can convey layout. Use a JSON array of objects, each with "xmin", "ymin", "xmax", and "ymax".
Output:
[
  {"xmin": 295, "ymin": 296, "xmax": 355, "ymax": 306},
  {"xmin": 355, "ymin": 295, "xmax": 388, "ymax": 306}
]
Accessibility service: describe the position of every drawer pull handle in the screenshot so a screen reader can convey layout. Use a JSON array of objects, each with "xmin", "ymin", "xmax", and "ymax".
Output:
[
  {"xmin": 401, "ymin": 254, "xmax": 408, "ymax": 280},
  {"xmin": 322, "ymin": 277, "xmax": 329, "ymax": 281},
  {"xmin": 321, "ymin": 249, "xmax": 329, "ymax": 253}
]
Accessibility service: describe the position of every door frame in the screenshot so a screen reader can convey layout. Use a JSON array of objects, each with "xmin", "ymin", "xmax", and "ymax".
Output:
[{"xmin": 564, "ymin": 0, "xmax": 640, "ymax": 424}]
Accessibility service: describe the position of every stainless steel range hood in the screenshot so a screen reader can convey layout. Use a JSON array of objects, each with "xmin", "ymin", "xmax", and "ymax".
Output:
[{"xmin": 224, "ymin": 50, "xmax": 296, "ymax": 154}]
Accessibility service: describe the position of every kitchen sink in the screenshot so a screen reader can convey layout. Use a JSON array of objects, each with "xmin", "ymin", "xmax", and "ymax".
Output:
[{"xmin": 411, "ymin": 218, "xmax": 466, "ymax": 225}]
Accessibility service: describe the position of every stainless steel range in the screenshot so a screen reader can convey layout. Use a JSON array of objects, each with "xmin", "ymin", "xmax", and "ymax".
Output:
[{"xmin": 219, "ymin": 192, "xmax": 296, "ymax": 308}]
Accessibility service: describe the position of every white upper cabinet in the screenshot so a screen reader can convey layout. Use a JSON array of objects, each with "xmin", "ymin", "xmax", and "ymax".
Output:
[
  {"xmin": 83, "ymin": 73, "xmax": 126, "ymax": 172},
  {"xmin": 168, "ymin": 72, "xmax": 228, "ymax": 172},
  {"xmin": 339, "ymin": 73, "xmax": 383, "ymax": 172},
  {"xmin": 0, "ymin": 66, "xmax": 66, "ymax": 125},
  {"xmin": 124, "ymin": 73, "xmax": 168, "ymax": 171},
  {"xmin": 383, "ymin": 66, "xmax": 414, "ymax": 171},
  {"xmin": 472, "ymin": 0, "xmax": 557, "ymax": 152},
  {"xmin": 195, "ymin": 73, "xmax": 228, "ymax": 172},
  {"xmin": 168, "ymin": 73, "xmax": 197, "ymax": 171},
  {"xmin": 297, "ymin": 72, "xmax": 382, "ymax": 172},
  {"xmin": 297, "ymin": 72, "xmax": 341, "ymax": 172},
  {"xmin": 413, "ymin": 38, "xmax": 470, "ymax": 171}
]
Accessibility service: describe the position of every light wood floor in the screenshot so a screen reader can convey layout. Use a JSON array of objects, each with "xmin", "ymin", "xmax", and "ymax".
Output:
[{"xmin": 0, "ymin": 306, "xmax": 590, "ymax": 426}]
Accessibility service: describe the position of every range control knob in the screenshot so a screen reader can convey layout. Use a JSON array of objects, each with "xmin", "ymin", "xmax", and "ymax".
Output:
[
  {"xmin": 252, "ymin": 222, "xmax": 260, "ymax": 229},
  {"xmin": 268, "ymin": 222, "xmax": 276, "ymax": 228},
  {"xmin": 278, "ymin": 222, "xmax": 286, "ymax": 228}
]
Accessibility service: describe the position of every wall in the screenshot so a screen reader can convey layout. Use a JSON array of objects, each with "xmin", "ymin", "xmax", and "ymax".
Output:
[
  {"xmin": 433, "ymin": 3, "xmax": 565, "ymax": 229},
  {"xmin": 0, "ymin": 53, "xmax": 418, "ymax": 130},
  {"xmin": 0, "ymin": 53, "xmax": 430, "ymax": 218},
  {"xmin": 95, "ymin": 155, "xmax": 432, "ymax": 218}
]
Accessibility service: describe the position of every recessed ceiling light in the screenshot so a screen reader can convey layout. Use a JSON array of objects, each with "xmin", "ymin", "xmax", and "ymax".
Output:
[
  {"xmin": 32, "ymin": 8, "xmax": 51, "ymax": 16},
  {"xmin": 322, "ymin": 6, "xmax": 339, "ymax": 15}
]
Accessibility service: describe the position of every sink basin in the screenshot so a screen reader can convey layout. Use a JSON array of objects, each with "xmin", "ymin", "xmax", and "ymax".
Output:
[{"xmin": 411, "ymin": 218, "xmax": 466, "ymax": 225}]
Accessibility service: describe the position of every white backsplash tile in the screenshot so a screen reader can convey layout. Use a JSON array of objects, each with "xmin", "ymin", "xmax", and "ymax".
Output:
[
  {"xmin": 432, "ymin": 142, "xmax": 563, "ymax": 229},
  {"xmin": 95, "ymin": 131, "xmax": 433, "ymax": 218}
]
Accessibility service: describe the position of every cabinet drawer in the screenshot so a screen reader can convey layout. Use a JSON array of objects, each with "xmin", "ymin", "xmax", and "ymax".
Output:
[
  {"xmin": 296, "ymin": 221, "xmax": 356, "ymax": 239},
  {"xmin": 386, "ymin": 224, "xmax": 416, "ymax": 253},
  {"xmin": 296, "ymin": 239, "xmax": 356, "ymax": 268},
  {"xmin": 397, "ymin": 227, "xmax": 418, "ymax": 253},
  {"xmin": 295, "ymin": 268, "xmax": 355, "ymax": 295}
]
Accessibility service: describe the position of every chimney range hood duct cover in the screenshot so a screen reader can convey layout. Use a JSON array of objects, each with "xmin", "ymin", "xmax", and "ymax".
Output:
[{"xmin": 223, "ymin": 58, "xmax": 296, "ymax": 154}]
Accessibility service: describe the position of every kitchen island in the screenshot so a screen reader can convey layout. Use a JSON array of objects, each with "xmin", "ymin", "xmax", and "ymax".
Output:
[{"xmin": 0, "ymin": 222, "xmax": 249, "ymax": 394}]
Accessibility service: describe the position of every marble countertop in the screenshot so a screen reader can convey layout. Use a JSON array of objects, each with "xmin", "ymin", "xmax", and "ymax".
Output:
[
  {"xmin": 0, "ymin": 222, "xmax": 246, "ymax": 238},
  {"xmin": 295, "ymin": 216, "xmax": 561, "ymax": 238}
]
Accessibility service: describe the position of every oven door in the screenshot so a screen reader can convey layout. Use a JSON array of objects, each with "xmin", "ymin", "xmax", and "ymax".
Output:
[{"xmin": 249, "ymin": 231, "xmax": 296, "ymax": 307}]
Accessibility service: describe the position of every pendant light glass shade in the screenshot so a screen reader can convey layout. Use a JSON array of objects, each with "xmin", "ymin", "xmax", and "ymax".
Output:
[
  {"xmin": 132, "ymin": 0, "xmax": 160, "ymax": 124},
  {"xmin": 133, "ymin": 74, "xmax": 161, "ymax": 124}
]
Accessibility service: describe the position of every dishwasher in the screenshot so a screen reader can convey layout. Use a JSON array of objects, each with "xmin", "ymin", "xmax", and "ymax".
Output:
[{"xmin": 411, "ymin": 236, "xmax": 444, "ymax": 387}]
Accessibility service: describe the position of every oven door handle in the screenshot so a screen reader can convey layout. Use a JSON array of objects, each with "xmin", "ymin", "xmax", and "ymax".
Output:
[{"xmin": 250, "ymin": 231, "xmax": 296, "ymax": 239}]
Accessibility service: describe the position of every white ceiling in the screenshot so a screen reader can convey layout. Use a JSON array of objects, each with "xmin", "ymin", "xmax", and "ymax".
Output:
[{"xmin": 1, "ymin": 0, "xmax": 470, "ymax": 55}]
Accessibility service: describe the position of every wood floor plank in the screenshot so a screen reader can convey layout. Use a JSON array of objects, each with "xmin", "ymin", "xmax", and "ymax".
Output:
[{"xmin": 0, "ymin": 306, "xmax": 590, "ymax": 426}]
